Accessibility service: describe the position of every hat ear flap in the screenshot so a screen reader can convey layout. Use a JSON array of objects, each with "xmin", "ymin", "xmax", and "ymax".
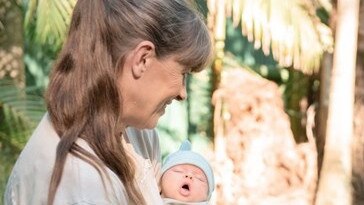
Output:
[{"xmin": 179, "ymin": 140, "xmax": 192, "ymax": 151}]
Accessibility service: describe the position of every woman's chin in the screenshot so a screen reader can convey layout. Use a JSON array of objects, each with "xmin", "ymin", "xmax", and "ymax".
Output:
[{"xmin": 138, "ymin": 117, "xmax": 161, "ymax": 129}]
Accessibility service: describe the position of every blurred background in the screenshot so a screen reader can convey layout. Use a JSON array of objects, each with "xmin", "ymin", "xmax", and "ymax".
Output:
[{"xmin": 0, "ymin": 0, "xmax": 363, "ymax": 204}]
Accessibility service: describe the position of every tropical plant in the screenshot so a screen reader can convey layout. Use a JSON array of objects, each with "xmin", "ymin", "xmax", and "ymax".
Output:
[
  {"xmin": 206, "ymin": 0, "xmax": 334, "ymax": 143},
  {"xmin": 0, "ymin": 78, "xmax": 46, "ymax": 202},
  {"xmin": 24, "ymin": 0, "xmax": 76, "ymax": 49},
  {"xmin": 23, "ymin": 0, "xmax": 77, "ymax": 89},
  {"xmin": 208, "ymin": 0, "xmax": 334, "ymax": 74}
]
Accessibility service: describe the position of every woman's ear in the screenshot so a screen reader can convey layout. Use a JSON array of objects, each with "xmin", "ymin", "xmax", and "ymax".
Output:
[{"xmin": 131, "ymin": 41, "xmax": 155, "ymax": 78}]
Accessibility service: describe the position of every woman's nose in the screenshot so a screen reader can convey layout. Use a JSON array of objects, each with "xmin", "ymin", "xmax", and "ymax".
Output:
[{"xmin": 176, "ymin": 85, "xmax": 187, "ymax": 101}]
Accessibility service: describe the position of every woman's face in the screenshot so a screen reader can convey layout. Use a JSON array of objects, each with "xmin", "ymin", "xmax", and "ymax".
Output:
[
  {"xmin": 120, "ymin": 53, "xmax": 189, "ymax": 129},
  {"xmin": 161, "ymin": 164, "xmax": 209, "ymax": 202}
]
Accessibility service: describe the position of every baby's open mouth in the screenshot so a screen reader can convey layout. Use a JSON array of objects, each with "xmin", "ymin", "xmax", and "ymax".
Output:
[
  {"xmin": 182, "ymin": 184, "xmax": 190, "ymax": 191},
  {"xmin": 179, "ymin": 183, "xmax": 191, "ymax": 196}
]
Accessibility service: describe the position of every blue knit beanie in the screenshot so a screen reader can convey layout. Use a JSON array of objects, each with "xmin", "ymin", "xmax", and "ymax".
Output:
[{"xmin": 162, "ymin": 140, "xmax": 215, "ymax": 199}]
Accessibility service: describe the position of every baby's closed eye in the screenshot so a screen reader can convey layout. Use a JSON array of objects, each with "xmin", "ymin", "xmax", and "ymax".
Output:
[
  {"xmin": 195, "ymin": 175, "xmax": 207, "ymax": 182},
  {"xmin": 172, "ymin": 167, "xmax": 184, "ymax": 173}
]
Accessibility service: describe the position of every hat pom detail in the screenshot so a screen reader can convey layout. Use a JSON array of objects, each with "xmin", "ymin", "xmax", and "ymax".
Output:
[{"xmin": 179, "ymin": 140, "xmax": 192, "ymax": 151}]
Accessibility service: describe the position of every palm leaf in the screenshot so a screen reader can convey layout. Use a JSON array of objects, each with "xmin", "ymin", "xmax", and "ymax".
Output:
[
  {"xmin": 208, "ymin": 0, "xmax": 334, "ymax": 74},
  {"xmin": 0, "ymin": 78, "xmax": 46, "ymax": 201},
  {"xmin": 0, "ymin": 79, "xmax": 46, "ymax": 150},
  {"xmin": 312, "ymin": 0, "xmax": 333, "ymax": 12},
  {"xmin": 24, "ymin": 0, "xmax": 77, "ymax": 47}
]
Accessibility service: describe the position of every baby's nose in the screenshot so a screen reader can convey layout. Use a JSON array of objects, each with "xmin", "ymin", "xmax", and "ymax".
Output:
[{"xmin": 185, "ymin": 174, "xmax": 192, "ymax": 180}]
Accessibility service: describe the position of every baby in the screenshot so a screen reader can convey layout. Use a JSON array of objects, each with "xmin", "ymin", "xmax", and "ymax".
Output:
[{"xmin": 160, "ymin": 140, "xmax": 215, "ymax": 205}]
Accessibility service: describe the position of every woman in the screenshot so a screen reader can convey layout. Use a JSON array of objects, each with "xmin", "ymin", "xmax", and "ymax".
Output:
[{"xmin": 4, "ymin": 0, "xmax": 212, "ymax": 204}]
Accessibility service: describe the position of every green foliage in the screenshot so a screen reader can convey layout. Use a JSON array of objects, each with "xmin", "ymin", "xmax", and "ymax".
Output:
[
  {"xmin": 24, "ymin": 42, "xmax": 56, "ymax": 88},
  {"xmin": 157, "ymin": 100, "xmax": 188, "ymax": 158},
  {"xmin": 186, "ymin": 69, "xmax": 213, "ymax": 141},
  {"xmin": 23, "ymin": 0, "xmax": 75, "ymax": 89},
  {"xmin": 24, "ymin": 0, "xmax": 76, "ymax": 49},
  {"xmin": 222, "ymin": 0, "xmax": 333, "ymax": 74},
  {"xmin": 224, "ymin": 18, "xmax": 318, "ymax": 142},
  {"xmin": 157, "ymin": 69, "xmax": 213, "ymax": 159},
  {"xmin": 0, "ymin": 78, "xmax": 46, "ymax": 203},
  {"xmin": 281, "ymin": 69, "xmax": 318, "ymax": 142},
  {"xmin": 225, "ymin": 18, "xmax": 286, "ymax": 83}
]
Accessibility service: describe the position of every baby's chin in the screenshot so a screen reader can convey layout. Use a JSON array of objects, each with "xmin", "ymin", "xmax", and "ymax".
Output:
[
  {"xmin": 175, "ymin": 191, "xmax": 208, "ymax": 203},
  {"xmin": 161, "ymin": 181, "xmax": 208, "ymax": 202}
]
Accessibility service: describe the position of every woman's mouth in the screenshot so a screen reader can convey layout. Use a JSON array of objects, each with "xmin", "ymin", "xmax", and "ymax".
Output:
[
  {"xmin": 160, "ymin": 105, "xmax": 167, "ymax": 114},
  {"xmin": 160, "ymin": 101, "xmax": 172, "ymax": 113}
]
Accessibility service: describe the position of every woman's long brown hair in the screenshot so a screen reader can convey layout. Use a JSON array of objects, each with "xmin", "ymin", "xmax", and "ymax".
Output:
[{"xmin": 45, "ymin": 0, "xmax": 212, "ymax": 204}]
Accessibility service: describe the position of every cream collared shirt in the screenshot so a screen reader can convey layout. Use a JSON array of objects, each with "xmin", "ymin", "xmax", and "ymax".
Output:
[{"xmin": 4, "ymin": 114, "xmax": 163, "ymax": 205}]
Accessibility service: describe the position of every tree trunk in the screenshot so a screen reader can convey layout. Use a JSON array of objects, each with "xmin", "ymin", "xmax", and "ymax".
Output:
[
  {"xmin": 315, "ymin": 0, "xmax": 360, "ymax": 204},
  {"xmin": 207, "ymin": 0, "xmax": 226, "ymax": 141},
  {"xmin": 352, "ymin": 54, "xmax": 364, "ymax": 205},
  {"xmin": 316, "ymin": 52, "xmax": 333, "ymax": 174},
  {"xmin": 0, "ymin": 0, "xmax": 24, "ymax": 86},
  {"xmin": 352, "ymin": 2, "xmax": 364, "ymax": 204}
]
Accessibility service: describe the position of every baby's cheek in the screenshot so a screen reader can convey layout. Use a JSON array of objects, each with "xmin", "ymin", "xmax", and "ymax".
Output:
[
  {"xmin": 161, "ymin": 174, "xmax": 180, "ymax": 198},
  {"xmin": 195, "ymin": 182, "xmax": 209, "ymax": 200}
]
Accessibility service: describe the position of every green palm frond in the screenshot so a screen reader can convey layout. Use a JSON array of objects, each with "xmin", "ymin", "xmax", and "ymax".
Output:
[
  {"xmin": 210, "ymin": 0, "xmax": 334, "ymax": 74},
  {"xmin": 0, "ymin": 79, "xmax": 46, "ymax": 150},
  {"xmin": 313, "ymin": 0, "xmax": 333, "ymax": 13},
  {"xmin": 24, "ymin": 0, "xmax": 77, "ymax": 47}
]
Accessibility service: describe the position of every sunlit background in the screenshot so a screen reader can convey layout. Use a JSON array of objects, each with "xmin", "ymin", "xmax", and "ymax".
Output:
[{"xmin": 1, "ymin": 0, "xmax": 363, "ymax": 204}]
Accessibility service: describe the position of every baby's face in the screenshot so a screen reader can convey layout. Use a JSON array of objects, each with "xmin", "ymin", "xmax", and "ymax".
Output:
[{"xmin": 161, "ymin": 164, "xmax": 208, "ymax": 202}]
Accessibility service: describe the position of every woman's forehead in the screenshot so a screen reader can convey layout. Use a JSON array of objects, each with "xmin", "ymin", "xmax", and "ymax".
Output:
[
  {"xmin": 161, "ymin": 53, "xmax": 196, "ymax": 72},
  {"xmin": 158, "ymin": 55, "xmax": 190, "ymax": 72}
]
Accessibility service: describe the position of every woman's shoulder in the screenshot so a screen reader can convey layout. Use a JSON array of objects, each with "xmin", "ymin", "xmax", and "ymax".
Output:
[{"xmin": 57, "ymin": 153, "xmax": 128, "ymax": 204}]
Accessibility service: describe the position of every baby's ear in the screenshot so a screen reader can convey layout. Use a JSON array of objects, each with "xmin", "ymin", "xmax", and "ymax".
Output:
[{"xmin": 130, "ymin": 41, "xmax": 155, "ymax": 78}]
